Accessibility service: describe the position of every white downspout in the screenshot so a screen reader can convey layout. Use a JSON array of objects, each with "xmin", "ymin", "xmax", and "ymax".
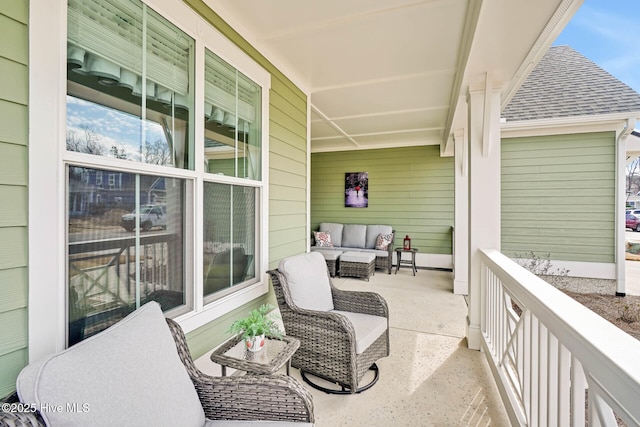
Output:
[{"xmin": 616, "ymin": 118, "xmax": 636, "ymax": 296}]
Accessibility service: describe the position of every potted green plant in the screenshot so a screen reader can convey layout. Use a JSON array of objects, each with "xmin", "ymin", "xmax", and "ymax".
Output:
[{"xmin": 226, "ymin": 303, "xmax": 283, "ymax": 352}]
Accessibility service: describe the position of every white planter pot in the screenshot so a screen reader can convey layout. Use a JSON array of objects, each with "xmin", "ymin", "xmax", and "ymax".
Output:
[{"xmin": 245, "ymin": 334, "xmax": 266, "ymax": 352}]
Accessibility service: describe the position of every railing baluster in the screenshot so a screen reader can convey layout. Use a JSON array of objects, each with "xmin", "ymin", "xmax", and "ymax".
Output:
[
  {"xmin": 538, "ymin": 323, "xmax": 548, "ymax": 426},
  {"xmin": 557, "ymin": 344, "xmax": 570, "ymax": 427},
  {"xmin": 547, "ymin": 331, "xmax": 558, "ymax": 427},
  {"xmin": 570, "ymin": 353, "xmax": 585, "ymax": 426},
  {"xmin": 523, "ymin": 309, "xmax": 531, "ymax": 424},
  {"xmin": 531, "ymin": 315, "xmax": 539, "ymax": 427}
]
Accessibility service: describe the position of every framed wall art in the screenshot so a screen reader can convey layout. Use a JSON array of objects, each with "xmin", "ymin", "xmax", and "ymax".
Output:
[{"xmin": 345, "ymin": 172, "xmax": 368, "ymax": 208}]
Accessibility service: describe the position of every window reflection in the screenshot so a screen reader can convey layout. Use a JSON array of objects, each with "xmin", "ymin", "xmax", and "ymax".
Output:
[
  {"xmin": 204, "ymin": 50, "xmax": 261, "ymax": 180},
  {"xmin": 67, "ymin": 166, "xmax": 187, "ymax": 345},
  {"xmin": 67, "ymin": 0, "xmax": 194, "ymax": 169}
]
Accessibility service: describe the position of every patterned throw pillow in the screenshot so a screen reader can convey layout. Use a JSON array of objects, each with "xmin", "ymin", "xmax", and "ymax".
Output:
[
  {"xmin": 314, "ymin": 231, "xmax": 333, "ymax": 247},
  {"xmin": 375, "ymin": 233, "xmax": 393, "ymax": 250}
]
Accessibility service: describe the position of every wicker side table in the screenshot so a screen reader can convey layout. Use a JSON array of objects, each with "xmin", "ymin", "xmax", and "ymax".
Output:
[
  {"xmin": 210, "ymin": 335, "xmax": 300, "ymax": 376},
  {"xmin": 340, "ymin": 251, "xmax": 376, "ymax": 281},
  {"xmin": 395, "ymin": 248, "xmax": 418, "ymax": 276}
]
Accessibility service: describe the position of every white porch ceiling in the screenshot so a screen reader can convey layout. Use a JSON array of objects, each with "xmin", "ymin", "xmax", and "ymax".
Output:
[{"xmin": 203, "ymin": 0, "xmax": 583, "ymax": 154}]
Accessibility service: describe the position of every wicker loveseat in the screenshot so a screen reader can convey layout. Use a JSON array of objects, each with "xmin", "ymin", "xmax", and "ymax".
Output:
[
  {"xmin": 1, "ymin": 302, "xmax": 314, "ymax": 426},
  {"xmin": 310, "ymin": 223, "xmax": 395, "ymax": 274}
]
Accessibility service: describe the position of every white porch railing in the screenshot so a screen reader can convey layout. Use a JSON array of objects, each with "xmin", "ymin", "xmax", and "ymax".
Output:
[{"xmin": 479, "ymin": 249, "xmax": 640, "ymax": 426}]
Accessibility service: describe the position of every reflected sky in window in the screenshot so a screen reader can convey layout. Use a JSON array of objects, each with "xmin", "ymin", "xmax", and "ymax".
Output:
[{"xmin": 66, "ymin": 96, "xmax": 166, "ymax": 162}]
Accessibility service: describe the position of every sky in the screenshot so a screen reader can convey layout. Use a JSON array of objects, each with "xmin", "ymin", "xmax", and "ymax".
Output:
[{"xmin": 554, "ymin": 0, "xmax": 640, "ymax": 94}]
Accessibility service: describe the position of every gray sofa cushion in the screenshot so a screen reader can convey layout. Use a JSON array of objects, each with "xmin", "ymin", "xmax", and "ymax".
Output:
[
  {"xmin": 279, "ymin": 252, "xmax": 334, "ymax": 311},
  {"xmin": 17, "ymin": 302, "xmax": 205, "ymax": 427},
  {"xmin": 342, "ymin": 224, "xmax": 367, "ymax": 248},
  {"xmin": 319, "ymin": 223, "xmax": 344, "ymax": 247},
  {"xmin": 330, "ymin": 310, "xmax": 387, "ymax": 354},
  {"xmin": 365, "ymin": 225, "xmax": 394, "ymax": 249}
]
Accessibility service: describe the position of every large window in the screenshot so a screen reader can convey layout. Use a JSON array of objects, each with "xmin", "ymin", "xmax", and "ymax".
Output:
[{"xmin": 61, "ymin": 0, "xmax": 269, "ymax": 346}]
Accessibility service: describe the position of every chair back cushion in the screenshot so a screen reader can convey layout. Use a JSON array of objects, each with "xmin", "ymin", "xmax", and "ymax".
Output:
[
  {"xmin": 319, "ymin": 223, "xmax": 344, "ymax": 247},
  {"xmin": 17, "ymin": 302, "xmax": 205, "ymax": 427},
  {"xmin": 365, "ymin": 225, "xmax": 393, "ymax": 249},
  {"xmin": 278, "ymin": 252, "xmax": 334, "ymax": 311}
]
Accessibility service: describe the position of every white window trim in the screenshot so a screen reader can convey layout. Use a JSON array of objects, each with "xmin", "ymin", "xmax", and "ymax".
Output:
[{"xmin": 28, "ymin": 0, "xmax": 270, "ymax": 361}]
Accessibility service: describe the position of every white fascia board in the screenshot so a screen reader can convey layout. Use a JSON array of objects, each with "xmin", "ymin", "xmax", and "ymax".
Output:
[{"xmin": 501, "ymin": 113, "xmax": 640, "ymax": 138}]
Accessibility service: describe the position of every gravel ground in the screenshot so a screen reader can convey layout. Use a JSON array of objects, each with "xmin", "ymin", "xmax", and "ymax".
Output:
[{"xmin": 561, "ymin": 290, "xmax": 640, "ymax": 340}]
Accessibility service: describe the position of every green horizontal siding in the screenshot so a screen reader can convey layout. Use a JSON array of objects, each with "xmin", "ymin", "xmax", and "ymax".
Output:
[
  {"xmin": 0, "ymin": 268, "xmax": 27, "ymax": 313},
  {"xmin": 501, "ymin": 132, "xmax": 616, "ymax": 263},
  {"xmin": 0, "ymin": 0, "xmax": 28, "ymax": 397},
  {"xmin": 183, "ymin": 1, "xmax": 308, "ymax": 359},
  {"xmin": 311, "ymin": 146, "xmax": 454, "ymax": 255},
  {"xmin": 0, "ymin": 348, "xmax": 28, "ymax": 399}
]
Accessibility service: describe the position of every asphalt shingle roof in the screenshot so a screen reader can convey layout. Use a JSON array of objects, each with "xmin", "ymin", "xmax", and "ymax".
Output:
[{"xmin": 502, "ymin": 45, "xmax": 640, "ymax": 122}]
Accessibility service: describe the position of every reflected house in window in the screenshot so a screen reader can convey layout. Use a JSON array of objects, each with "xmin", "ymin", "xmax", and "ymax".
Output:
[
  {"xmin": 68, "ymin": 167, "xmax": 166, "ymax": 216},
  {"xmin": 345, "ymin": 172, "xmax": 368, "ymax": 208}
]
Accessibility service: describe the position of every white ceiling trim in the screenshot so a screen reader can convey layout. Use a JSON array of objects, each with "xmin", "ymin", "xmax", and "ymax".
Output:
[
  {"xmin": 316, "ymin": 106, "xmax": 448, "ymax": 122},
  {"xmin": 312, "ymin": 138, "xmax": 440, "ymax": 153},
  {"xmin": 314, "ymin": 126, "xmax": 443, "ymax": 140},
  {"xmin": 311, "ymin": 68, "xmax": 456, "ymax": 93},
  {"xmin": 311, "ymin": 105, "xmax": 360, "ymax": 147}
]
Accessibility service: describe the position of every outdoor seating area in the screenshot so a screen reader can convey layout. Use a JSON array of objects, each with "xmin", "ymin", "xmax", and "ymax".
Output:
[
  {"xmin": 1, "ymin": 264, "xmax": 509, "ymax": 426},
  {"xmin": 310, "ymin": 223, "xmax": 395, "ymax": 278},
  {"xmin": 3, "ymin": 302, "xmax": 314, "ymax": 426},
  {"xmin": 198, "ymin": 267, "xmax": 509, "ymax": 426}
]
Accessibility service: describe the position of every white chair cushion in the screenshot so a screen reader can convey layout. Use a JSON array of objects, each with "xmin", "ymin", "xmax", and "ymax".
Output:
[
  {"xmin": 330, "ymin": 311, "xmax": 387, "ymax": 354},
  {"xmin": 17, "ymin": 302, "xmax": 205, "ymax": 427},
  {"xmin": 278, "ymin": 252, "xmax": 334, "ymax": 311}
]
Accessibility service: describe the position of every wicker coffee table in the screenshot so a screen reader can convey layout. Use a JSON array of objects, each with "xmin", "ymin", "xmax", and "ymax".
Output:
[
  {"xmin": 210, "ymin": 335, "xmax": 300, "ymax": 376},
  {"xmin": 339, "ymin": 251, "xmax": 376, "ymax": 281}
]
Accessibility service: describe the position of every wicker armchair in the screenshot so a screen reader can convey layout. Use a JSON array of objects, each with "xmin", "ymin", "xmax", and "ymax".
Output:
[
  {"xmin": 1, "ymin": 302, "xmax": 314, "ymax": 426},
  {"xmin": 268, "ymin": 252, "xmax": 390, "ymax": 394}
]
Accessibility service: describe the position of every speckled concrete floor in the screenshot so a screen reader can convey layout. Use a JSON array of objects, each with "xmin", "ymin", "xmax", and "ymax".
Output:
[
  {"xmin": 291, "ymin": 270, "xmax": 510, "ymax": 427},
  {"xmin": 197, "ymin": 268, "xmax": 511, "ymax": 426}
]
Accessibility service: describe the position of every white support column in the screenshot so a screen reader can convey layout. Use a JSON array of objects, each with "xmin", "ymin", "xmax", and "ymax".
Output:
[
  {"xmin": 616, "ymin": 118, "xmax": 636, "ymax": 296},
  {"xmin": 466, "ymin": 77, "xmax": 502, "ymax": 350},
  {"xmin": 454, "ymin": 129, "xmax": 469, "ymax": 295}
]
